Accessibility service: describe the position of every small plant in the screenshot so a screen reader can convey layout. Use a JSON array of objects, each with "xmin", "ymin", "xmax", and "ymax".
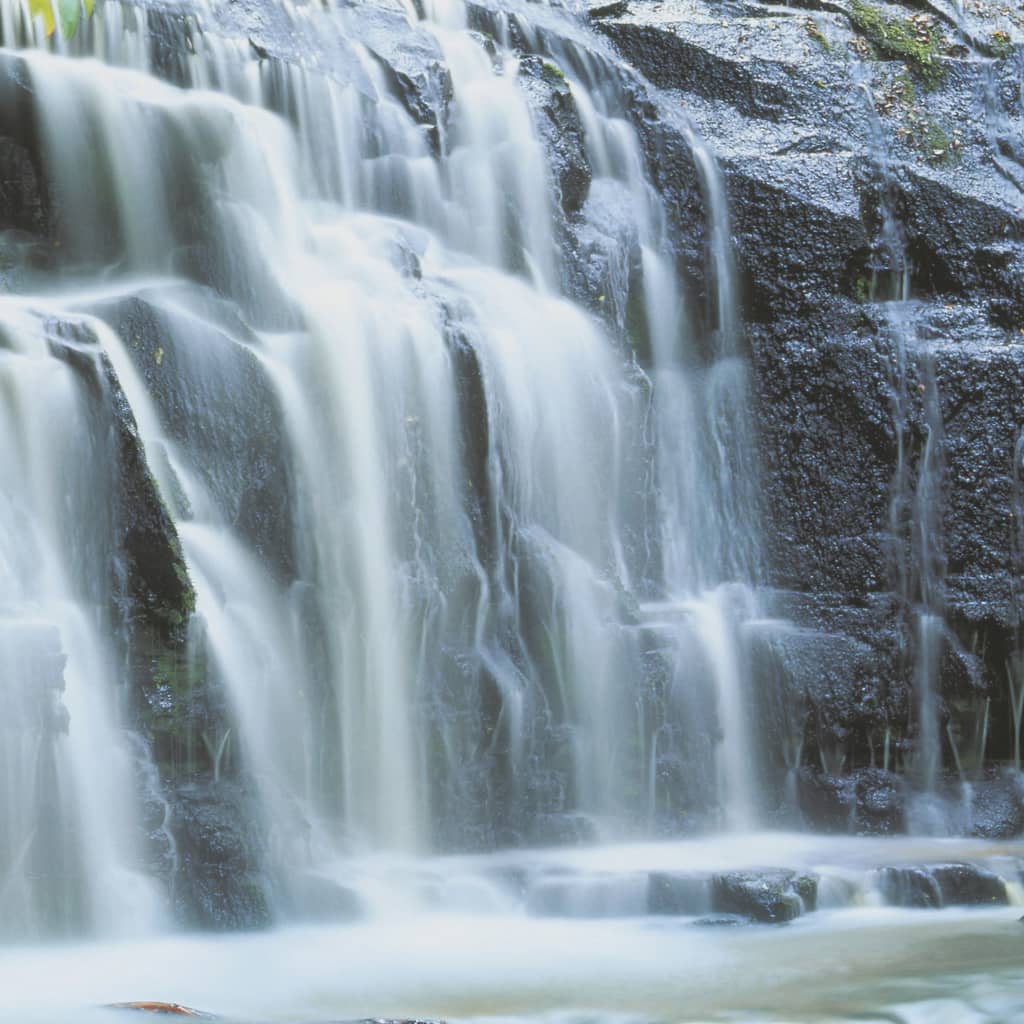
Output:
[
  {"xmin": 849, "ymin": 0, "xmax": 947, "ymax": 88},
  {"xmin": 201, "ymin": 728, "xmax": 233, "ymax": 783},
  {"xmin": 989, "ymin": 30, "xmax": 1013, "ymax": 59}
]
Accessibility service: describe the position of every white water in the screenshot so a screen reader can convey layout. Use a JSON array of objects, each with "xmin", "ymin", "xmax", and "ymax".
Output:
[
  {"xmin": 2, "ymin": 834, "xmax": 1024, "ymax": 1022},
  {"xmin": 0, "ymin": 305, "xmax": 163, "ymax": 938}
]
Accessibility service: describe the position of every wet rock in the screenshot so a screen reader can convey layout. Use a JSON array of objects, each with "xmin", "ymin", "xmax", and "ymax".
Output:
[
  {"xmin": 518, "ymin": 55, "xmax": 592, "ymax": 216},
  {"xmin": 87, "ymin": 289, "xmax": 296, "ymax": 584},
  {"xmin": 881, "ymin": 862, "xmax": 1009, "ymax": 907},
  {"xmin": 361, "ymin": 10, "xmax": 453, "ymax": 154},
  {"xmin": 590, "ymin": 1, "xmax": 630, "ymax": 18},
  {"xmin": 108, "ymin": 1004, "xmax": 215, "ymax": 1018},
  {"xmin": 879, "ymin": 865, "xmax": 943, "ymax": 907},
  {"xmin": 526, "ymin": 871, "xmax": 648, "ymax": 917},
  {"xmin": 170, "ymin": 780, "xmax": 272, "ymax": 931},
  {"xmin": 598, "ymin": 0, "xmax": 1024, "ymax": 797},
  {"xmin": 931, "ymin": 863, "xmax": 1009, "ymax": 906},
  {"xmin": 0, "ymin": 55, "xmax": 55, "ymax": 252},
  {"xmin": 797, "ymin": 767, "xmax": 907, "ymax": 834},
  {"xmin": 0, "ymin": 137, "xmax": 47, "ymax": 238},
  {"xmin": 968, "ymin": 774, "xmax": 1024, "ymax": 840},
  {"xmin": 711, "ymin": 869, "xmax": 816, "ymax": 923},
  {"xmin": 45, "ymin": 318, "xmax": 195, "ymax": 642}
]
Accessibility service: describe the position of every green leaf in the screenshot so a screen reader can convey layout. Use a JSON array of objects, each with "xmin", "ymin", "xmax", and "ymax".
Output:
[
  {"xmin": 27, "ymin": 0, "xmax": 55, "ymax": 36},
  {"xmin": 57, "ymin": 0, "xmax": 80, "ymax": 38},
  {"xmin": 82, "ymin": 0, "xmax": 93, "ymax": 16}
]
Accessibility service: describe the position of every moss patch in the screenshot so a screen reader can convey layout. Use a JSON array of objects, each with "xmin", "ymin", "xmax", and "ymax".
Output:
[
  {"xmin": 541, "ymin": 60, "xmax": 567, "ymax": 85},
  {"xmin": 849, "ymin": 1, "xmax": 947, "ymax": 88},
  {"xmin": 989, "ymin": 30, "xmax": 1013, "ymax": 59}
]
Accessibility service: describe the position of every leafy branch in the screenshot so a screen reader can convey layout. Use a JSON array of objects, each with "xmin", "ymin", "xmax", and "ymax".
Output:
[{"xmin": 28, "ymin": 0, "xmax": 94, "ymax": 39}]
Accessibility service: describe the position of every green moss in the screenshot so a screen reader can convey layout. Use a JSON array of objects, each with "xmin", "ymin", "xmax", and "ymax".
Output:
[
  {"xmin": 854, "ymin": 275, "xmax": 871, "ymax": 302},
  {"xmin": 892, "ymin": 71, "xmax": 916, "ymax": 107},
  {"xmin": 541, "ymin": 61, "xmax": 567, "ymax": 85},
  {"xmin": 173, "ymin": 560, "xmax": 195, "ymax": 612},
  {"xmin": 917, "ymin": 119, "xmax": 957, "ymax": 165},
  {"xmin": 849, "ymin": 0, "xmax": 946, "ymax": 88}
]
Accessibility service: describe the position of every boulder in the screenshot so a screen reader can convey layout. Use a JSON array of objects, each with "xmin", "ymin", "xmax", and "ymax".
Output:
[
  {"xmin": 880, "ymin": 862, "xmax": 1009, "ymax": 907},
  {"xmin": 968, "ymin": 774, "xmax": 1024, "ymax": 840},
  {"xmin": 879, "ymin": 865, "xmax": 942, "ymax": 907},
  {"xmin": 710, "ymin": 869, "xmax": 817, "ymax": 923},
  {"xmin": 931, "ymin": 863, "xmax": 1009, "ymax": 906}
]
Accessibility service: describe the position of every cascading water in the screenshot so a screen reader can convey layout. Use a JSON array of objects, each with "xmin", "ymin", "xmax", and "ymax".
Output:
[
  {"xmin": 0, "ymin": 0, "xmax": 769, "ymax": 927},
  {"xmin": 0, "ymin": 304, "xmax": 163, "ymax": 939}
]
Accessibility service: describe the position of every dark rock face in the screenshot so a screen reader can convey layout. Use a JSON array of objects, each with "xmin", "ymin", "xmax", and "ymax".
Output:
[
  {"xmin": 797, "ymin": 768, "xmax": 907, "ymax": 834},
  {"xmin": 969, "ymin": 774, "xmax": 1024, "ymax": 839},
  {"xmin": 44, "ymin": 319, "xmax": 195, "ymax": 644},
  {"xmin": 88, "ymin": 291, "xmax": 295, "ymax": 583},
  {"xmin": 44, "ymin": 317, "xmax": 265, "ymax": 925},
  {"xmin": 171, "ymin": 781, "xmax": 272, "ymax": 930},
  {"xmin": 518, "ymin": 55, "xmax": 592, "ymax": 216},
  {"xmin": 595, "ymin": 0, "xmax": 1024, "ymax": 824}
]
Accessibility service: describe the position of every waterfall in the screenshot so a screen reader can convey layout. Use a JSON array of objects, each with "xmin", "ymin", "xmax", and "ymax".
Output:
[
  {"xmin": 0, "ymin": 305, "xmax": 164, "ymax": 939},
  {"xmin": 0, "ymin": 0, "xmax": 766, "ymax": 933}
]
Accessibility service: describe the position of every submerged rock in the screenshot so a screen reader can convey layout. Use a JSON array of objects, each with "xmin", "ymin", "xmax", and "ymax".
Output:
[{"xmin": 647, "ymin": 872, "xmax": 713, "ymax": 915}]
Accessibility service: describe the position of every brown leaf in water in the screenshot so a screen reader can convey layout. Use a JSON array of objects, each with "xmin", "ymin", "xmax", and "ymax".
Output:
[{"xmin": 107, "ymin": 1004, "xmax": 216, "ymax": 1018}]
